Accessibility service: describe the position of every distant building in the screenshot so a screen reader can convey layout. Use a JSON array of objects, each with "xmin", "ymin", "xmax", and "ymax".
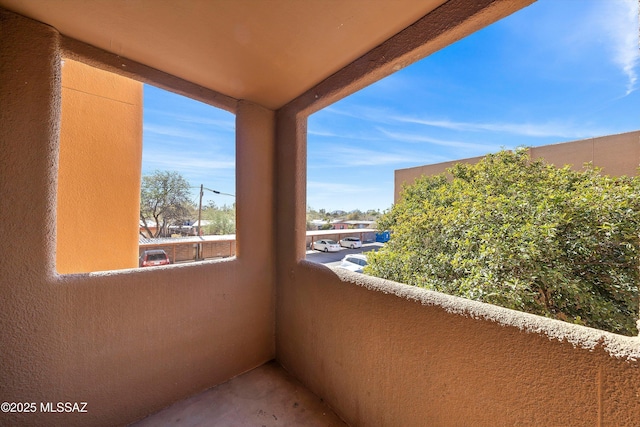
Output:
[
  {"xmin": 331, "ymin": 220, "xmax": 376, "ymax": 230},
  {"xmin": 139, "ymin": 220, "xmax": 158, "ymax": 238},
  {"xmin": 309, "ymin": 219, "xmax": 330, "ymax": 230},
  {"xmin": 395, "ymin": 130, "xmax": 640, "ymax": 203}
]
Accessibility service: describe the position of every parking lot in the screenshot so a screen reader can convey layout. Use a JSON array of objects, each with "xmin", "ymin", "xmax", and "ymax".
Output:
[{"xmin": 305, "ymin": 242, "xmax": 383, "ymax": 268}]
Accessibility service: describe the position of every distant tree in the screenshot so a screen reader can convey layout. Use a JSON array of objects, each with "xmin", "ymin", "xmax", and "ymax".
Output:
[
  {"xmin": 202, "ymin": 202, "xmax": 236, "ymax": 235},
  {"xmin": 306, "ymin": 206, "xmax": 386, "ymax": 229},
  {"xmin": 365, "ymin": 209, "xmax": 382, "ymax": 220},
  {"xmin": 346, "ymin": 209, "xmax": 364, "ymax": 220},
  {"xmin": 140, "ymin": 171, "xmax": 192, "ymax": 238},
  {"xmin": 367, "ymin": 148, "xmax": 640, "ymax": 336},
  {"xmin": 307, "ymin": 206, "xmax": 323, "ymax": 221}
]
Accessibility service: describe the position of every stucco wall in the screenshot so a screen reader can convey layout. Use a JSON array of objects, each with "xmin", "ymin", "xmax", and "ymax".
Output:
[
  {"xmin": 268, "ymin": 2, "xmax": 640, "ymax": 427},
  {"xmin": 277, "ymin": 262, "xmax": 640, "ymax": 426},
  {"xmin": 6, "ymin": 0, "xmax": 640, "ymax": 426},
  {"xmin": 0, "ymin": 11, "xmax": 275, "ymax": 426},
  {"xmin": 57, "ymin": 59, "xmax": 142, "ymax": 273},
  {"xmin": 270, "ymin": 0, "xmax": 640, "ymax": 423},
  {"xmin": 395, "ymin": 131, "xmax": 640, "ymax": 203}
]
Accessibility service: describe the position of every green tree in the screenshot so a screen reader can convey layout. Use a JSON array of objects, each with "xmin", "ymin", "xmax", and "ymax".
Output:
[
  {"xmin": 202, "ymin": 202, "xmax": 236, "ymax": 235},
  {"xmin": 346, "ymin": 209, "xmax": 364, "ymax": 220},
  {"xmin": 367, "ymin": 148, "xmax": 640, "ymax": 336},
  {"xmin": 140, "ymin": 171, "xmax": 192, "ymax": 238},
  {"xmin": 365, "ymin": 209, "xmax": 382, "ymax": 220}
]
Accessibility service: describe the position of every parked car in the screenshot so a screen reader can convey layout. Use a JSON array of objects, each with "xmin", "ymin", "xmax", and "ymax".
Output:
[
  {"xmin": 339, "ymin": 236, "xmax": 362, "ymax": 249},
  {"xmin": 139, "ymin": 249, "xmax": 171, "ymax": 267},
  {"xmin": 338, "ymin": 254, "xmax": 368, "ymax": 273},
  {"xmin": 313, "ymin": 239, "xmax": 341, "ymax": 252}
]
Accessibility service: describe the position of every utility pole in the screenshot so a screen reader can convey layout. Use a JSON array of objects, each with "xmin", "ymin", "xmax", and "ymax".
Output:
[
  {"xmin": 197, "ymin": 184, "xmax": 204, "ymax": 237},
  {"xmin": 192, "ymin": 184, "xmax": 235, "ymax": 261},
  {"xmin": 196, "ymin": 184, "xmax": 203, "ymax": 260}
]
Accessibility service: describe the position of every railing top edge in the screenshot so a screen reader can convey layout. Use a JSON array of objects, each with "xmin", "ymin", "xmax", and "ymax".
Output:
[{"xmin": 318, "ymin": 263, "xmax": 640, "ymax": 361}]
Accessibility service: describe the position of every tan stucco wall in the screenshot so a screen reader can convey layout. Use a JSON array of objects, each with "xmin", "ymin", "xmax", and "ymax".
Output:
[
  {"xmin": 273, "ymin": 0, "xmax": 640, "ymax": 425},
  {"xmin": 277, "ymin": 264, "xmax": 640, "ymax": 426},
  {"xmin": 395, "ymin": 131, "xmax": 640, "ymax": 203},
  {"xmin": 56, "ymin": 59, "xmax": 142, "ymax": 273},
  {"xmin": 1, "ymin": 11, "xmax": 274, "ymax": 426},
  {"xmin": 530, "ymin": 131, "xmax": 640, "ymax": 177},
  {"xmin": 5, "ymin": 0, "xmax": 640, "ymax": 426}
]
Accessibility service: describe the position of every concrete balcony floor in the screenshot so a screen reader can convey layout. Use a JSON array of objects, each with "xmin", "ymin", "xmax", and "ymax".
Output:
[{"xmin": 131, "ymin": 361, "xmax": 348, "ymax": 426}]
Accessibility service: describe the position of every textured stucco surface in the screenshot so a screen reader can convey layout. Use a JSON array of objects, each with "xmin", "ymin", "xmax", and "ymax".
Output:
[
  {"xmin": 1, "ymin": 10, "xmax": 275, "ymax": 426},
  {"xmin": 277, "ymin": 262, "xmax": 640, "ymax": 426},
  {"xmin": 395, "ymin": 130, "xmax": 640, "ymax": 203},
  {"xmin": 272, "ymin": 0, "xmax": 640, "ymax": 425},
  {"xmin": 57, "ymin": 59, "xmax": 142, "ymax": 273},
  {"xmin": 4, "ymin": 0, "xmax": 640, "ymax": 426},
  {"xmin": 132, "ymin": 361, "xmax": 348, "ymax": 426},
  {"xmin": 0, "ymin": 0, "xmax": 446, "ymax": 109}
]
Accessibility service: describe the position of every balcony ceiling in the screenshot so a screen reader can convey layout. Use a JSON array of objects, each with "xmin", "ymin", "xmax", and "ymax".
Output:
[{"xmin": 0, "ymin": 0, "xmax": 447, "ymax": 109}]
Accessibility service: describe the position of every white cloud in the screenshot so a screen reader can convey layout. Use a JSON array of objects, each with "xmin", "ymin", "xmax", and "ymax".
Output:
[
  {"xmin": 595, "ymin": 0, "xmax": 640, "ymax": 95},
  {"xmin": 319, "ymin": 105, "xmax": 395, "ymax": 124},
  {"xmin": 173, "ymin": 115, "xmax": 235, "ymax": 131},
  {"xmin": 144, "ymin": 108, "xmax": 235, "ymax": 130},
  {"xmin": 311, "ymin": 145, "xmax": 428, "ymax": 167},
  {"xmin": 391, "ymin": 116, "xmax": 608, "ymax": 140},
  {"xmin": 377, "ymin": 127, "xmax": 502, "ymax": 151},
  {"xmin": 143, "ymin": 152, "xmax": 235, "ymax": 171},
  {"xmin": 321, "ymin": 106, "xmax": 365, "ymax": 120},
  {"xmin": 308, "ymin": 129, "xmax": 340, "ymax": 137},
  {"xmin": 143, "ymin": 123, "xmax": 212, "ymax": 142},
  {"xmin": 308, "ymin": 127, "xmax": 380, "ymax": 141}
]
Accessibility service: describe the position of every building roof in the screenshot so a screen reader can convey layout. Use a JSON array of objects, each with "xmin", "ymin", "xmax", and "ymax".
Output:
[
  {"xmin": 139, "ymin": 234, "xmax": 236, "ymax": 246},
  {"xmin": 305, "ymin": 229, "xmax": 377, "ymax": 237},
  {"xmin": 139, "ymin": 219, "xmax": 156, "ymax": 228},
  {"xmin": 173, "ymin": 220, "xmax": 211, "ymax": 228},
  {"xmin": 332, "ymin": 220, "xmax": 376, "ymax": 225}
]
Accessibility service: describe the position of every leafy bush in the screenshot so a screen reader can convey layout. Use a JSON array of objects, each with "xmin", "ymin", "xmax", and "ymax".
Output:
[{"xmin": 367, "ymin": 149, "xmax": 640, "ymax": 335}]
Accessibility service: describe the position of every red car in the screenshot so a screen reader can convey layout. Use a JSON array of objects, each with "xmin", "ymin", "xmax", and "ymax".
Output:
[{"xmin": 139, "ymin": 249, "xmax": 171, "ymax": 267}]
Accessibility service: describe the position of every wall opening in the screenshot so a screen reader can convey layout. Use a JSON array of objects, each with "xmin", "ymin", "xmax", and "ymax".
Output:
[
  {"xmin": 306, "ymin": 0, "xmax": 640, "ymax": 336},
  {"xmin": 56, "ymin": 59, "xmax": 236, "ymax": 274}
]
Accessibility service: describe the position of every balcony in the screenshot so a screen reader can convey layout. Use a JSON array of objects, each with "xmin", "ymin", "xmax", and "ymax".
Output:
[
  {"xmin": 1, "ymin": 1, "xmax": 639, "ymax": 426},
  {"xmin": 132, "ymin": 361, "xmax": 347, "ymax": 426},
  {"xmin": 133, "ymin": 264, "xmax": 640, "ymax": 426}
]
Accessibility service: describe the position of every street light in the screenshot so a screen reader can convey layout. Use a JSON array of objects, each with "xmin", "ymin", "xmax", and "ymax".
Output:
[
  {"xmin": 193, "ymin": 184, "xmax": 236, "ymax": 260},
  {"xmin": 202, "ymin": 187, "xmax": 235, "ymax": 198},
  {"xmin": 195, "ymin": 184, "xmax": 236, "ymax": 236}
]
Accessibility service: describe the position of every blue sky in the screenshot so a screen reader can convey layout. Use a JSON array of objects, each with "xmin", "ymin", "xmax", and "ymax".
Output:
[
  {"xmin": 143, "ymin": 0, "xmax": 639, "ymax": 212},
  {"xmin": 142, "ymin": 89, "xmax": 236, "ymax": 207}
]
